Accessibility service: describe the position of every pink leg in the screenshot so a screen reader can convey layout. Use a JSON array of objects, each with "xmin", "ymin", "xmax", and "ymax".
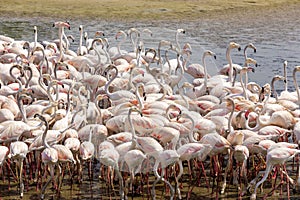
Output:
[{"xmin": 199, "ymin": 160, "xmax": 210, "ymax": 191}]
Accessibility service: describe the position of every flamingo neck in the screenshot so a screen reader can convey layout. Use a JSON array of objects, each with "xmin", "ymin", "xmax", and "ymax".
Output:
[
  {"xmin": 226, "ymin": 46, "xmax": 233, "ymax": 84},
  {"xmin": 117, "ymin": 33, "xmax": 126, "ymax": 56},
  {"xmin": 128, "ymin": 108, "xmax": 138, "ymax": 149},
  {"xmin": 240, "ymin": 72, "xmax": 248, "ymax": 100},
  {"xmin": 88, "ymin": 127, "xmax": 93, "ymax": 143},
  {"xmin": 227, "ymin": 101, "xmax": 235, "ymax": 134},
  {"xmin": 42, "ymin": 120, "xmax": 50, "ymax": 149},
  {"xmin": 271, "ymin": 78, "xmax": 279, "ymax": 102},
  {"xmin": 284, "ymin": 63, "xmax": 288, "ymax": 91},
  {"xmin": 183, "ymin": 114, "xmax": 197, "ymax": 143},
  {"xmin": 203, "ymin": 55, "xmax": 208, "ymax": 90},
  {"xmin": 58, "ymin": 27, "xmax": 64, "ymax": 62},
  {"xmin": 178, "ymin": 86, "xmax": 189, "ymax": 110},
  {"xmin": 18, "ymin": 95, "xmax": 27, "ymax": 123},
  {"xmin": 245, "ymin": 111, "xmax": 261, "ymax": 131},
  {"xmin": 92, "ymin": 42, "xmax": 102, "ymax": 71},
  {"xmin": 24, "ymin": 66, "xmax": 33, "ymax": 88},
  {"xmin": 79, "ymin": 29, "xmax": 83, "ymax": 55},
  {"xmin": 136, "ymin": 85, "xmax": 144, "ymax": 111},
  {"xmin": 293, "ymin": 70, "xmax": 300, "ymax": 104},
  {"xmin": 104, "ymin": 67, "xmax": 118, "ymax": 99}
]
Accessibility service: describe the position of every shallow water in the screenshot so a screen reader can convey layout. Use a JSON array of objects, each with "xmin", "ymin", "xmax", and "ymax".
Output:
[
  {"xmin": 1, "ymin": 158, "xmax": 300, "ymax": 200},
  {"xmin": 1, "ymin": 4, "xmax": 300, "ymax": 91},
  {"xmin": 1, "ymin": 3, "xmax": 300, "ymax": 200}
]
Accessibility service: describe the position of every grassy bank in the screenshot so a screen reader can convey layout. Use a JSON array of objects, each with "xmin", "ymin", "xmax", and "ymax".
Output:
[{"xmin": 0, "ymin": 0, "xmax": 299, "ymax": 22}]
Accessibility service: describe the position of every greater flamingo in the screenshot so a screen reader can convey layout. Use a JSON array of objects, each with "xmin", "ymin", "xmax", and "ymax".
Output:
[{"xmin": 249, "ymin": 147, "xmax": 300, "ymax": 200}]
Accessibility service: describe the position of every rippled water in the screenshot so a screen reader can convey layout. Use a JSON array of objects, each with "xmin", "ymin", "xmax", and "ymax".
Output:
[{"xmin": 1, "ymin": 5, "xmax": 300, "ymax": 91}]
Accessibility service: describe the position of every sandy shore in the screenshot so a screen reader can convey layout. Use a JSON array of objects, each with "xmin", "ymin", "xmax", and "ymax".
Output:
[{"xmin": 0, "ymin": 0, "xmax": 299, "ymax": 22}]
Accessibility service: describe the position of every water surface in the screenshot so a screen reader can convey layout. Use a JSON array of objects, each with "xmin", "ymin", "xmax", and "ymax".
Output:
[{"xmin": 1, "ymin": 4, "xmax": 300, "ymax": 91}]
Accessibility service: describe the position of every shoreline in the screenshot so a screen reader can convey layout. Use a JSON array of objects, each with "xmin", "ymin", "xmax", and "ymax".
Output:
[{"xmin": 0, "ymin": 0, "xmax": 299, "ymax": 22}]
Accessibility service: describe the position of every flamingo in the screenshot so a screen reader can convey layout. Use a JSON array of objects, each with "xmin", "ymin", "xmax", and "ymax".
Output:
[
  {"xmin": 78, "ymin": 124, "xmax": 108, "ymax": 158},
  {"xmin": 77, "ymin": 25, "xmax": 88, "ymax": 56},
  {"xmin": 84, "ymin": 30, "xmax": 105, "ymax": 50},
  {"xmin": 293, "ymin": 66, "xmax": 300, "ymax": 105},
  {"xmin": 99, "ymin": 147, "xmax": 124, "ymax": 199},
  {"xmin": 244, "ymin": 108, "xmax": 296, "ymax": 130},
  {"xmin": 29, "ymin": 26, "xmax": 44, "ymax": 53},
  {"xmin": 186, "ymin": 49, "xmax": 215, "ymax": 80},
  {"xmin": 52, "ymin": 21, "xmax": 70, "ymax": 62},
  {"xmin": 232, "ymin": 144, "xmax": 250, "ymax": 196},
  {"xmin": 103, "ymin": 64, "xmax": 136, "ymax": 105},
  {"xmin": 33, "ymin": 113, "xmax": 59, "ymax": 199},
  {"xmin": 151, "ymin": 149, "xmax": 180, "ymax": 200},
  {"xmin": 8, "ymin": 140, "xmax": 28, "ymax": 197},
  {"xmin": 249, "ymin": 147, "xmax": 300, "ymax": 200},
  {"xmin": 176, "ymin": 143, "xmax": 212, "ymax": 199},
  {"xmin": 271, "ymin": 75, "xmax": 299, "ymax": 111},
  {"xmin": 108, "ymin": 30, "xmax": 128, "ymax": 60},
  {"xmin": 78, "ymin": 126, "xmax": 95, "ymax": 181},
  {"xmin": 243, "ymin": 43, "xmax": 257, "ymax": 61},
  {"xmin": 277, "ymin": 62, "xmax": 298, "ymax": 103},
  {"xmin": 123, "ymin": 149, "xmax": 146, "ymax": 196},
  {"xmin": 199, "ymin": 132, "xmax": 232, "ymax": 194},
  {"xmin": 150, "ymin": 126, "xmax": 180, "ymax": 150},
  {"xmin": 127, "ymin": 28, "xmax": 140, "ymax": 53},
  {"xmin": 0, "ymin": 145, "xmax": 9, "ymax": 166},
  {"xmin": 127, "ymin": 106, "xmax": 163, "ymax": 156},
  {"xmin": 185, "ymin": 50, "xmax": 217, "ymax": 97},
  {"xmin": 221, "ymin": 42, "xmax": 241, "ymax": 84},
  {"xmin": 225, "ymin": 66, "xmax": 256, "ymax": 101},
  {"xmin": 174, "ymin": 28, "xmax": 185, "ymax": 52}
]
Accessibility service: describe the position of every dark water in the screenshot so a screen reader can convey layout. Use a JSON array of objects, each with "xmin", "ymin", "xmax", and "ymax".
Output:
[{"xmin": 1, "ymin": 4, "xmax": 300, "ymax": 199}]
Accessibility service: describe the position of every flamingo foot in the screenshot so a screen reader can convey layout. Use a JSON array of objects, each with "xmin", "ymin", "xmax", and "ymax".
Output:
[
  {"xmin": 220, "ymin": 182, "xmax": 226, "ymax": 194},
  {"xmin": 250, "ymin": 193, "xmax": 256, "ymax": 200},
  {"xmin": 20, "ymin": 183, "xmax": 24, "ymax": 198},
  {"xmin": 233, "ymin": 178, "xmax": 239, "ymax": 186},
  {"xmin": 241, "ymin": 189, "xmax": 247, "ymax": 197},
  {"xmin": 247, "ymin": 180, "xmax": 255, "ymax": 192}
]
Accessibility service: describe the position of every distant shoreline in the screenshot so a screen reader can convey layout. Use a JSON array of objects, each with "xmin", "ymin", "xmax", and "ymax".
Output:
[{"xmin": 0, "ymin": 0, "xmax": 299, "ymax": 22}]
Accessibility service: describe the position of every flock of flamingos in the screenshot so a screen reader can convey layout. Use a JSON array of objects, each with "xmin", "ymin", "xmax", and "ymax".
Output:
[{"xmin": 1, "ymin": 21, "xmax": 300, "ymax": 200}]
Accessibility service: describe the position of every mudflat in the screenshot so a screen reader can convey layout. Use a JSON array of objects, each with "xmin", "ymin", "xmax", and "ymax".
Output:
[{"xmin": 0, "ymin": 0, "xmax": 299, "ymax": 22}]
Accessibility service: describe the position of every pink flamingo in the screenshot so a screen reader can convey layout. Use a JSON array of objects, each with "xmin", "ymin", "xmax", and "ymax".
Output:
[
  {"xmin": 249, "ymin": 147, "xmax": 300, "ymax": 200},
  {"xmin": 176, "ymin": 143, "xmax": 212, "ymax": 199},
  {"xmin": 8, "ymin": 140, "xmax": 28, "ymax": 198},
  {"xmin": 34, "ymin": 113, "xmax": 59, "ymax": 199},
  {"xmin": 79, "ymin": 127, "xmax": 95, "ymax": 180}
]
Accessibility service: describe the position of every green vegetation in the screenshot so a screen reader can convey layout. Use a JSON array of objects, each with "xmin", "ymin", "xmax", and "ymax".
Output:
[{"xmin": 0, "ymin": 0, "xmax": 299, "ymax": 22}]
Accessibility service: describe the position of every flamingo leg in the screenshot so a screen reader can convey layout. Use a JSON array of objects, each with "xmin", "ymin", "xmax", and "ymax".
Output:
[
  {"xmin": 175, "ymin": 160, "xmax": 183, "ymax": 200},
  {"xmin": 19, "ymin": 158, "xmax": 24, "ymax": 198},
  {"xmin": 297, "ymin": 154, "xmax": 300, "ymax": 186},
  {"xmin": 241, "ymin": 161, "xmax": 249, "ymax": 196},
  {"xmin": 199, "ymin": 160, "xmax": 210, "ymax": 191},
  {"xmin": 115, "ymin": 167, "xmax": 124, "ymax": 200},
  {"xmin": 41, "ymin": 164, "xmax": 55, "ymax": 199},
  {"xmin": 152, "ymin": 162, "xmax": 160, "ymax": 200},
  {"xmin": 221, "ymin": 149, "xmax": 232, "ymax": 194},
  {"xmin": 35, "ymin": 152, "xmax": 42, "ymax": 190},
  {"xmin": 251, "ymin": 163, "xmax": 273, "ymax": 200}
]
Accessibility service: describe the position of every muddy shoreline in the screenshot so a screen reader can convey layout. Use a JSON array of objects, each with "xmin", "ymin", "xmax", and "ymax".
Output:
[{"xmin": 0, "ymin": 0, "xmax": 299, "ymax": 22}]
